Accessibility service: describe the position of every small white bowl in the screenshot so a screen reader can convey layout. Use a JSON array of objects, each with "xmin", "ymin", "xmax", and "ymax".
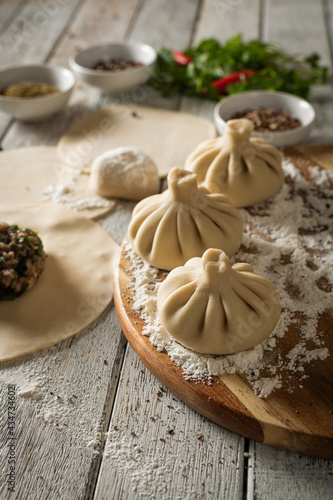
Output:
[
  {"xmin": 69, "ymin": 42, "xmax": 156, "ymax": 93},
  {"xmin": 0, "ymin": 65, "xmax": 75, "ymax": 122},
  {"xmin": 214, "ymin": 90, "xmax": 316, "ymax": 147}
]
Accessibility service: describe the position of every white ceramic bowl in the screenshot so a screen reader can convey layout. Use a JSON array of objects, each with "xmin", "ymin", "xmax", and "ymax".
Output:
[
  {"xmin": 214, "ymin": 90, "xmax": 316, "ymax": 147},
  {"xmin": 69, "ymin": 42, "xmax": 156, "ymax": 93},
  {"xmin": 0, "ymin": 65, "xmax": 75, "ymax": 122}
]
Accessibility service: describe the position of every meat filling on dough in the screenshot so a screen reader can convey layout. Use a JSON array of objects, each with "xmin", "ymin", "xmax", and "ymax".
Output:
[{"xmin": 0, "ymin": 222, "xmax": 46, "ymax": 300}]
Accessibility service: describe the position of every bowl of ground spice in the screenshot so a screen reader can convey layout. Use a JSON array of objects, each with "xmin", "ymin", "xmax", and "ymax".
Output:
[
  {"xmin": 69, "ymin": 42, "xmax": 156, "ymax": 93},
  {"xmin": 0, "ymin": 65, "xmax": 75, "ymax": 122},
  {"xmin": 214, "ymin": 90, "xmax": 316, "ymax": 147}
]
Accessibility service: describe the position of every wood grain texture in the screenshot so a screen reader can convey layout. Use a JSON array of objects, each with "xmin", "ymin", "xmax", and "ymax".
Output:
[
  {"xmin": 94, "ymin": 344, "xmax": 245, "ymax": 500},
  {"xmin": 263, "ymin": 0, "xmax": 332, "ymax": 66},
  {"xmin": 263, "ymin": 0, "xmax": 333, "ymax": 146},
  {"xmin": 194, "ymin": 0, "xmax": 261, "ymax": 43},
  {"xmin": 247, "ymin": 440, "xmax": 333, "ymax": 500},
  {"xmin": 0, "ymin": 302, "xmax": 127, "ymax": 500},
  {"xmin": 0, "ymin": 0, "xmax": 27, "ymax": 35},
  {"xmin": 113, "ymin": 147, "xmax": 333, "ymax": 460}
]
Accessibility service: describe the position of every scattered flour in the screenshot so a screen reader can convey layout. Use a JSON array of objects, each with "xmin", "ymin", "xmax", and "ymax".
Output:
[
  {"xmin": 0, "ymin": 347, "xmax": 105, "ymax": 451},
  {"xmin": 104, "ymin": 429, "xmax": 176, "ymax": 497},
  {"xmin": 125, "ymin": 156, "xmax": 332, "ymax": 398},
  {"xmin": 42, "ymin": 168, "xmax": 113, "ymax": 211}
]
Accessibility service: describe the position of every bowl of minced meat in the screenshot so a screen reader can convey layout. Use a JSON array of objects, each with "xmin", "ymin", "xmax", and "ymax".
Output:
[{"xmin": 0, "ymin": 223, "xmax": 46, "ymax": 300}]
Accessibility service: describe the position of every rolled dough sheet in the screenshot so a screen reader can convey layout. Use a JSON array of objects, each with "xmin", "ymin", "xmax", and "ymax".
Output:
[
  {"xmin": 0, "ymin": 146, "xmax": 116, "ymax": 219},
  {"xmin": 57, "ymin": 104, "xmax": 217, "ymax": 177},
  {"xmin": 0, "ymin": 203, "xmax": 119, "ymax": 363}
]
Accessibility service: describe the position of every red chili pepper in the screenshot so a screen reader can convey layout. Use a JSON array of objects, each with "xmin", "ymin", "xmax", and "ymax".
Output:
[
  {"xmin": 211, "ymin": 69, "xmax": 258, "ymax": 94},
  {"xmin": 172, "ymin": 50, "xmax": 192, "ymax": 66}
]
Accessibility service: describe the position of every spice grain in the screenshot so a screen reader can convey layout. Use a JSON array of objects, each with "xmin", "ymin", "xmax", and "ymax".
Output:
[{"xmin": 230, "ymin": 107, "xmax": 301, "ymax": 132}]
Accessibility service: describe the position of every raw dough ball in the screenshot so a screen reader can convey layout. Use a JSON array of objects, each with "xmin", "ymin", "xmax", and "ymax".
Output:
[
  {"xmin": 89, "ymin": 146, "xmax": 160, "ymax": 201},
  {"xmin": 157, "ymin": 248, "xmax": 281, "ymax": 355},
  {"xmin": 128, "ymin": 167, "xmax": 243, "ymax": 271},
  {"xmin": 185, "ymin": 119, "xmax": 284, "ymax": 207}
]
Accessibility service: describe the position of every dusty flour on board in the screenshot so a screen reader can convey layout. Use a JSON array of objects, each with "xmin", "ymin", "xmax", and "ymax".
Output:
[{"xmin": 125, "ymin": 156, "xmax": 332, "ymax": 398}]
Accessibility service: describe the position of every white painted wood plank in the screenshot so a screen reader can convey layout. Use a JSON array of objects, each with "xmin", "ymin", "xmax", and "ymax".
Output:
[
  {"xmin": 247, "ymin": 441, "xmax": 333, "ymax": 500},
  {"xmin": 95, "ymin": 345, "xmax": 245, "ymax": 500},
  {"xmin": 0, "ymin": 310, "xmax": 127, "ymax": 500},
  {"xmin": 310, "ymin": 0, "xmax": 333, "ymax": 144},
  {"xmin": 0, "ymin": 0, "xmax": 27, "ymax": 34},
  {"xmin": 128, "ymin": 0, "xmax": 200, "ymax": 50},
  {"xmin": 263, "ymin": 0, "xmax": 331, "ymax": 66},
  {"xmin": 0, "ymin": 0, "xmax": 82, "ymax": 69},
  {"xmin": 325, "ymin": 0, "xmax": 333, "ymax": 61},
  {"xmin": 263, "ymin": 0, "xmax": 333, "ymax": 145},
  {"xmin": 194, "ymin": 0, "xmax": 261, "ymax": 43}
]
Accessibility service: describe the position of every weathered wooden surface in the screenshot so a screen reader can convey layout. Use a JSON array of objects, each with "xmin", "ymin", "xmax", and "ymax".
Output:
[
  {"xmin": 0, "ymin": 1, "xmax": 333, "ymax": 499},
  {"xmin": 95, "ymin": 345, "xmax": 245, "ymax": 500}
]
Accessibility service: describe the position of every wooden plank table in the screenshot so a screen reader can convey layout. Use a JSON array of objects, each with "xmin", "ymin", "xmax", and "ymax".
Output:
[{"xmin": 0, "ymin": 1, "xmax": 332, "ymax": 498}]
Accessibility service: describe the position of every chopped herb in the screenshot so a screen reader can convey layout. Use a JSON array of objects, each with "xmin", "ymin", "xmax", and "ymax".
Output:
[
  {"xmin": 148, "ymin": 34, "xmax": 328, "ymax": 100},
  {"xmin": 20, "ymin": 281, "xmax": 29, "ymax": 293},
  {"xmin": 10, "ymin": 243, "xmax": 21, "ymax": 253}
]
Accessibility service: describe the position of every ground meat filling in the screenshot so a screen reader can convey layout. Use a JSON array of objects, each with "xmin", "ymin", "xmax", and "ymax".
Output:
[{"xmin": 0, "ymin": 222, "xmax": 46, "ymax": 300}]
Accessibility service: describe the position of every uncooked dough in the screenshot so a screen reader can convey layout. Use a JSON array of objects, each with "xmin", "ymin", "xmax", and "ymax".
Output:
[
  {"xmin": 57, "ymin": 104, "xmax": 217, "ymax": 177},
  {"xmin": 0, "ymin": 203, "xmax": 119, "ymax": 363},
  {"xmin": 157, "ymin": 248, "xmax": 281, "ymax": 355},
  {"xmin": 185, "ymin": 119, "xmax": 284, "ymax": 207},
  {"xmin": 129, "ymin": 168, "xmax": 243, "ymax": 271},
  {"xmin": 90, "ymin": 146, "xmax": 160, "ymax": 201},
  {"xmin": 0, "ymin": 146, "xmax": 116, "ymax": 219}
]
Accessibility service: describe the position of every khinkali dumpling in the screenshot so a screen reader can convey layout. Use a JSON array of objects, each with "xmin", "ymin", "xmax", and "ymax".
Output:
[
  {"xmin": 185, "ymin": 119, "xmax": 284, "ymax": 207},
  {"xmin": 157, "ymin": 248, "xmax": 281, "ymax": 355},
  {"xmin": 128, "ymin": 168, "xmax": 243, "ymax": 271}
]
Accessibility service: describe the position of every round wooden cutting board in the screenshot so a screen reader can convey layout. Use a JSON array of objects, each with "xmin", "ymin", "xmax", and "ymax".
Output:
[{"xmin": 114, "ymin": 146, "xmax": 333, "ymax": 460}]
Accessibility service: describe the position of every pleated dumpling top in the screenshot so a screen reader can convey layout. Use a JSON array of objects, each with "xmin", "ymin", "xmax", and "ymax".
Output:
[
  {"xmin": 185, "ymin": 119, "xmax": 284, "ymax": 207},
  {"xmin": 128, "ymin": 168, "xmax": 243, "ymax": 271},
  {"xmin": 157, "ymin": 248, "xmax": 281, "ymax": 355}
]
